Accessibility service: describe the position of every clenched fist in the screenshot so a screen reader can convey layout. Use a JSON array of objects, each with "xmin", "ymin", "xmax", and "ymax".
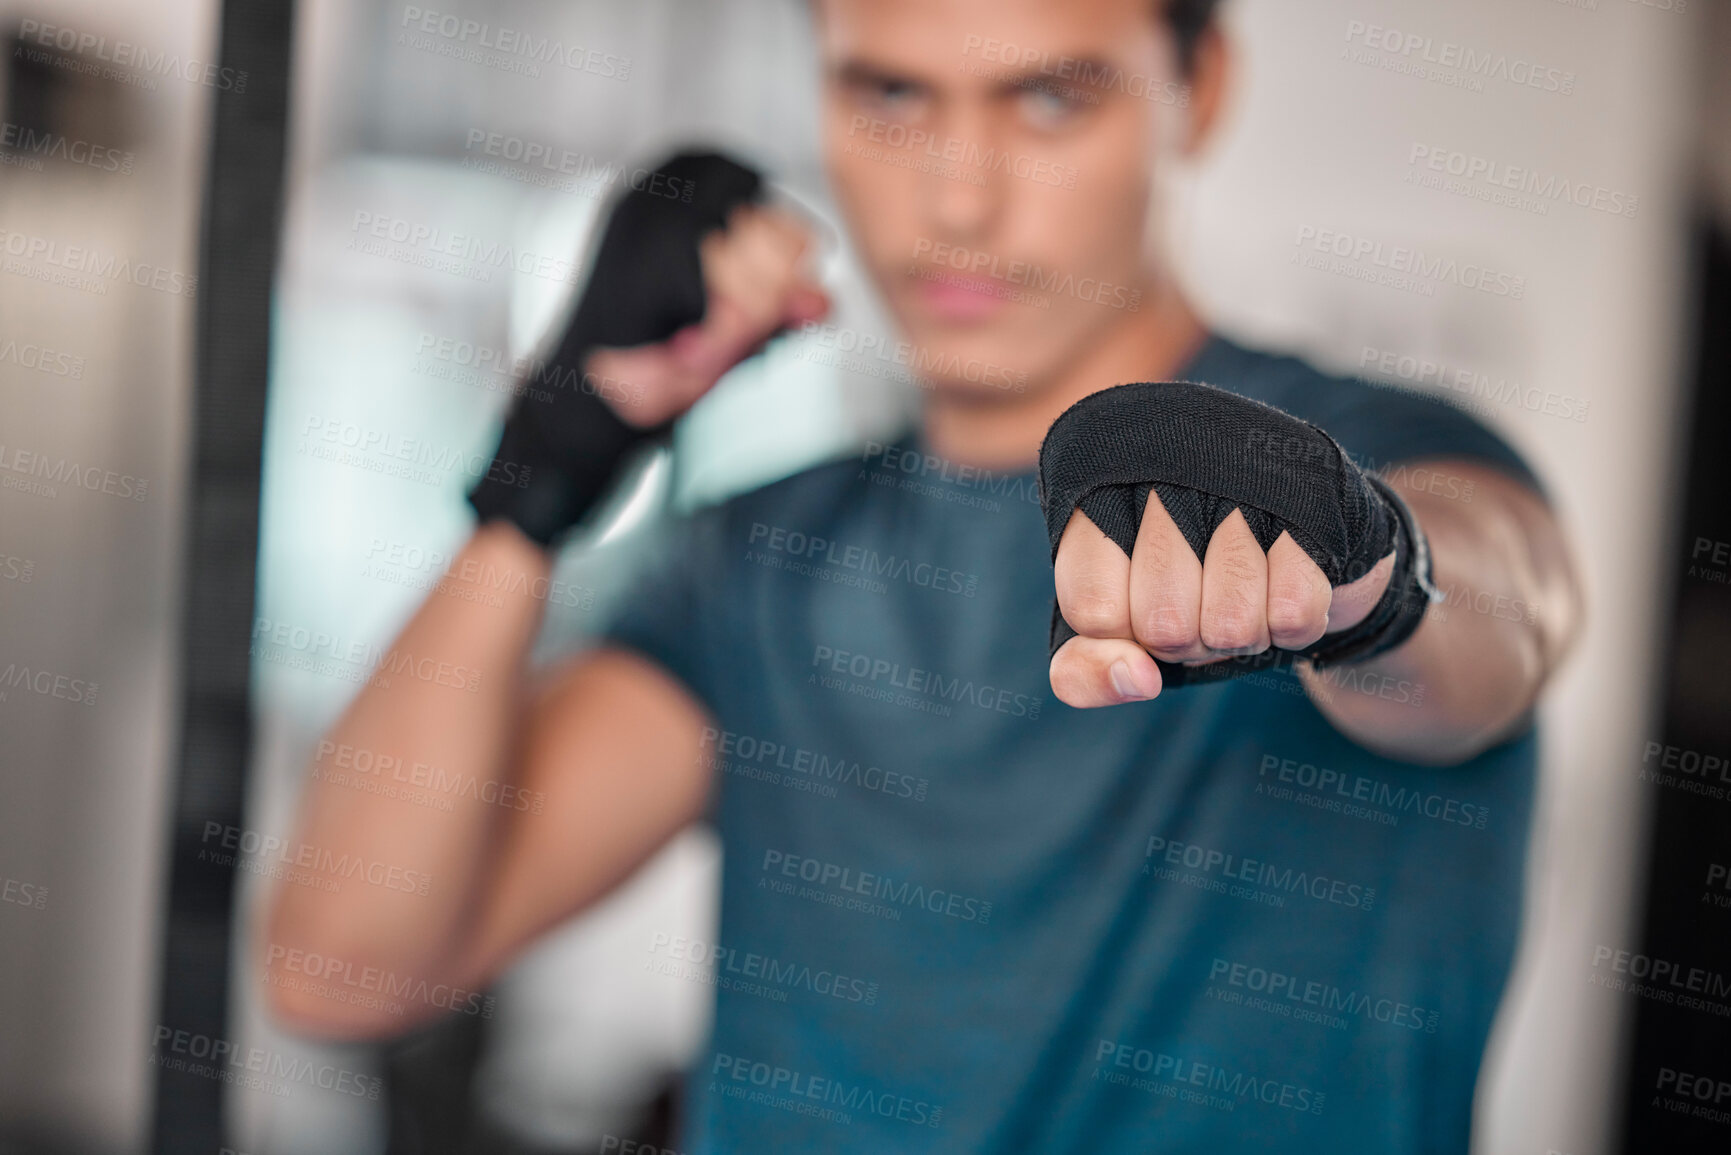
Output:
[
  {"xmin": 469, "ymin": 150, "xmax": 829, "ymax": 547},
  {"xmin": 593, "ymin": 202, "xmax": 829, "ymax": 429},
  {"xmin": 1037, "ymin": 381, "xmax": 1438, "ymax": 707},
  {"xmin": 1049, "ymin": 499, "xmax": 1393, "ymax": 707}
]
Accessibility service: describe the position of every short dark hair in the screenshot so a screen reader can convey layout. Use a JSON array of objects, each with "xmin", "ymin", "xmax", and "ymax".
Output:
[{"xmin": 1163, "ymin": 0, "xmax": 1221, "ymax": 76}]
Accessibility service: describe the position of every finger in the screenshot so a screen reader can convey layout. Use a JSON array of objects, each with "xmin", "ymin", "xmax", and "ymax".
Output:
[
  {"xmin": 583, "ymin": 345, "xmax": 680, "ymax": 427},
  {"xmin": 1128, "ymin": 489, "xmax": 1207, "ymax": 662},
  {"xmin": 1053, "ymin": 509, "xmax": 1133, "ymax": 640},
  {"xmin": 1265, "ymin": 531, "xmax": 1332, "ymax": 650},
  {"xmin": 702, "ymin": 218, "xmax": 811, "ymax": 339},
  {"xmin": 1327, "ymin": 549, "xmax": 1397, "ymax": 633},
  {"xmin": 1198, "ymin": 508, "xmax": 1269, "ymax": 654},
  {"xmin": 1050, "ymin": 634, "xmax": 1162, "ymax": 708},
  {"xmin": 782, "ymin": 279, "xmax": 832, "ymax": 326}
]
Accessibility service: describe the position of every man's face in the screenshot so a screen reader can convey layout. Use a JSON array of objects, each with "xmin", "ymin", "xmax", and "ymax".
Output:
[{"xmin": 816, "ymin": 0, "xmax": 1189, "ymax": 400}]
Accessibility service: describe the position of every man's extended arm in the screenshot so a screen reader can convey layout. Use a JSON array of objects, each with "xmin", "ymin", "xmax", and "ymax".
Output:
[
  {"xmin": 1297, "ymin": 461, "xmax": 1581, "ymax": 764},
  {"xmin": 1045, "ymin": 382, "xmax": 1581, "ymax": 766}
]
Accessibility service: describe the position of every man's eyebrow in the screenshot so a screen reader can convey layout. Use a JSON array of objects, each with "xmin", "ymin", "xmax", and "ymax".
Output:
[
  {"xmin": 831, "ymin": 58, "xmax": 932, "ymax": 92},
  {"xmin": 984, "ymin": 54, "xmax": 1122, "ymax": 94}
]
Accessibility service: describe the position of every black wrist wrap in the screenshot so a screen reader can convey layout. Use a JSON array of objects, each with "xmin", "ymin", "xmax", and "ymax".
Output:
[
  {"xmin": 467, "ymin": 150, "xmax": 766, "ymax": 547},
  {"xmin": 1038, "ymin": 381, "xmax": 1438, "ymax": 688}
]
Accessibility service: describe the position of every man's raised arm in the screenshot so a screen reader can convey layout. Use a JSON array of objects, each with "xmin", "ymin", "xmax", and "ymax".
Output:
[
  {"xmin": 262, "ymin": 150, "xmax": 829, "ymax": 1038},
  {"xmin": 261, "ymin": 522, "xmax": 714, "ymax": 1039}
]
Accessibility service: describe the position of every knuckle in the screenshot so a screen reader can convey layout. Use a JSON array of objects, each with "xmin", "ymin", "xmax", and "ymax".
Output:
[
  {"xmin": 1059, "ymin": 589, "xmax": 1127, "ymax": 637},
  {"xmin": 1134, "ymin": 604, "xmax": 1197, "ymax": 652},
  {"xmin": 1200, "ymin": 603, "xmax": 1265, "ymax": 651},
  {"xmin": 1265, "ymin": 593, "xmax": 1320, "ymax": 639}
]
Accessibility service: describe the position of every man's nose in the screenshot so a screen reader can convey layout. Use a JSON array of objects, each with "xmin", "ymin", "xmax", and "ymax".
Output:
[{"xmin": 923, "ymin": 109, "xmax": 1004, "ymax": 242}]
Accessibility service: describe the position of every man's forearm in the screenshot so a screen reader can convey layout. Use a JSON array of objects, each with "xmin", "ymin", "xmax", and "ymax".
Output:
[
  {"xmin": 1299, "ymin": 462, "xmax": 1581, "ymax": 765},
  {"xmin": 262, "ymin": 522, "xmax": 551, "ymax": 1034}
]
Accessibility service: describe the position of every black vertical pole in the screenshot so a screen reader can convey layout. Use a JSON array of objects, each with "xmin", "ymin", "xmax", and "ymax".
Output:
[
  {"xmin": 150, "ymin": 2, "xmax": 295, "ymax": 1152},
  {"xmin": 1617, "ymin": 219, "xmax": 1731, "ymax": 1151}
]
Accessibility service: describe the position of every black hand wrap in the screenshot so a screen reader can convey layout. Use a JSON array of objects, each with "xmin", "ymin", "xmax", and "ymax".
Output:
[
  {"xmin": 1038, "ymin": 381, "xmax": 1438, "ymax": 688},
  {"xmin": 467, "ymin": 150, "xmax": 766, "ymax": 547}
]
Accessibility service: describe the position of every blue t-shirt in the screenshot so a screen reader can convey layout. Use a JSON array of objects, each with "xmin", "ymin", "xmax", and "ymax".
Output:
[{"xmin": 604, "ymin": 335, "xmax": 1542, "ymax": 1154}]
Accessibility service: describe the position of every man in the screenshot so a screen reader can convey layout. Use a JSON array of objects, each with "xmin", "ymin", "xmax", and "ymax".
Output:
[{"xmin": 265, "ymin": 0, "xmax": 1581, "ymax": 1150}]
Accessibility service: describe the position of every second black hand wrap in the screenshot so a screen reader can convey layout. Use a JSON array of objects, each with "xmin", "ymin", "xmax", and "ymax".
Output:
[
  {"xmin": 1038, "ymin": 381, "xmax": 1438, "ymax": 688},
  {"xmin": 468, "ymin": 150, "xmax": 766, "ymax": 547}
]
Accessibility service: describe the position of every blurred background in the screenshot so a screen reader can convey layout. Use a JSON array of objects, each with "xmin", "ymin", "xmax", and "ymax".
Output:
[{"xmin": 0, "ymin": 0, "xmax": 1727, "ymax": 1152}]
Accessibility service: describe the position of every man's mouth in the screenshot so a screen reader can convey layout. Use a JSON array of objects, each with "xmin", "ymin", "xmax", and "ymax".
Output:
[{"xmin": 906, "ymin": 264, "xmax": 1013, "ymax": 323}]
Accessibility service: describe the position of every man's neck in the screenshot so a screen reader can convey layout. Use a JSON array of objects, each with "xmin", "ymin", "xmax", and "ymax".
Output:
[{"xmin": 920, "ymin": 285, "xmax": 1208, "ymax": 473}]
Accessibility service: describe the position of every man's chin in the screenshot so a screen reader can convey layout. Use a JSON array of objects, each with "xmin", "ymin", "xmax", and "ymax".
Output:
[{"xmin": 889, "ymin": 321, "xmax": 1044, "ymax": 401}]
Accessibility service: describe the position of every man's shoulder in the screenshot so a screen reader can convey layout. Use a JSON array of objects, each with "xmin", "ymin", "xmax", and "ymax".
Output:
[
  {"xmin": 1194, "ymin": 335, "xmax": 1470, "ymax": 426},
  {"xmin": 1194, "ymin": 333, "xmax": 1545, "ymax": 493}
]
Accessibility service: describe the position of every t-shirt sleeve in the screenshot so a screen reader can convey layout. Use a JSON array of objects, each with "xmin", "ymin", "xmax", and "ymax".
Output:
[
  {"xmin": 1309, "ymin": 378, "xmax": 1547, "ymax": 500},
  {"xmin": 596, "ymin": 504, "xmax": 727, "ymax": 712}
]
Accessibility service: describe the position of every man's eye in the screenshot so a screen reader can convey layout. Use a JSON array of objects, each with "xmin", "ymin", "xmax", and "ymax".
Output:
[
  {"xmin": 1019, "ymin": 84, "xmax": 1086, "ymax": 127},
  {"xmin": 866, "ymin": 79, "xmax": 925, "ymax": 115}
]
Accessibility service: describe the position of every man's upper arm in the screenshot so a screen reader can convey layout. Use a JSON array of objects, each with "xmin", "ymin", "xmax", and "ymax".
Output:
[{"xmin": 450, "ymin": 645, "xmax": 714, "ymax": 992}]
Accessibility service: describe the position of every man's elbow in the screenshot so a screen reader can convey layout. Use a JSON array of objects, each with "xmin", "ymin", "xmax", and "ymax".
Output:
[{"xmin": 258, "ymin": 904, "xmax": 424, "ymax": 1042}]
